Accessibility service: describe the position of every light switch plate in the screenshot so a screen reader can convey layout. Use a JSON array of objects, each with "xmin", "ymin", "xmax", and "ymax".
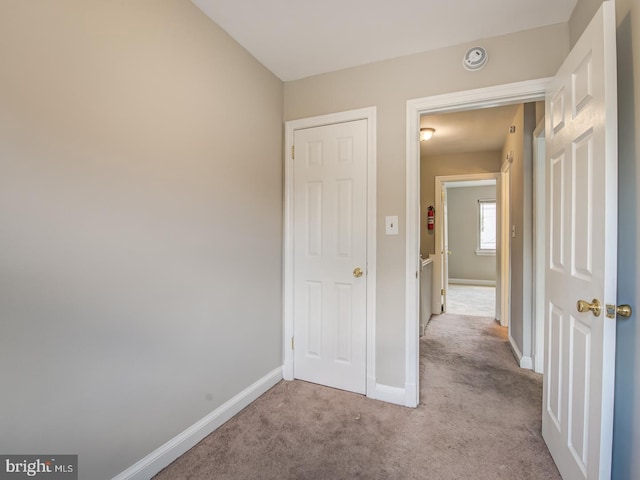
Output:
[{"xmin": 386, "ymin": 216, "xmax": 399, "ymax": 235}]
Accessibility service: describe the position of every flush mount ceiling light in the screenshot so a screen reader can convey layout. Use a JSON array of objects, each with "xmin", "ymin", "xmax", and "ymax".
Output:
[
  {"xmin": 420, "ymin": 128, "xmax": 435, "ymax": 141},
  {"xmin": 463, "ymin": 46, "xmax": 488, "ymax": 71}
]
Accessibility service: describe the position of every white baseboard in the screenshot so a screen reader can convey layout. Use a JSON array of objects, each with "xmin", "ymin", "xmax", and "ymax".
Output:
[
  {"xmin": 112, "ymin": 367, "xmax": 283, "ymax": 480},
  {"xmin": 520, "ymin": 355, "xmax": 533, "ymax": 370},
  {"xmin": 449, "ymin": 278, "xmax": 496, "ymax": 286},
  {"xmin": 404, "ymin": 382, "xmax": 418, "ymax": 408},
  {"xmin": 508, "ymin": 334, "xmax": 533, "ymax": 370},
  {"xmin": 368, "ymin": 383, "xmax": 406, "ymax": 407}
]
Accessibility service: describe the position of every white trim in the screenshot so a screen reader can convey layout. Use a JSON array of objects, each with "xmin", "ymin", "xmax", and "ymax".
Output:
[
  {"xmin": 477, "ymin": 198, "xmax": 497, "ymax": 254},
  {"xmin": 111, "ymin": 368, "xmax": 282, "ymax": 480},
  {"xmin": 406, "ymin": 78, "xmax": 551, "ymax": 408},
  {"xmin": 449, "ymin": 278, "xmax": 496, "ymax": 287},
  {"xmin": 405, "ymin": 104, "xmax": 421, "ymax": 408},
  {"xmin": 520, "ymin": 355, "xmax": 533, "ymax": 370},
  {"xmin": 508, "ymin": 334, "xmax": 533, "ymax": 370},
  {"xmin": 532, "ymin": 119, "xmax": 546, "ymax": 374},
  {"xmin": 283, "ymin": 107, "xmax": 377, "ymax": 398},
  {"xmin": 434, "ymin": 173, "xmax": 499, "ymax": 315},
  {"xmin": 369, "ymin": 383, "xmax": 407, "ymax": 406},
  {"xmin": 508, "ymin": 333, "xmax": 523, "ymax": 362}
]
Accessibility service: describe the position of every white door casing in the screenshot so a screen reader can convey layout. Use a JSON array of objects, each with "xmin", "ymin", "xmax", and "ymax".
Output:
[
  {"xmin": 533, "ymin": 120, "xmax": 546, "ymax": 374},
  {"xmin": 434, "ymin": 174, "xmax": 499, "ymax": 316},
  {"xmin": 406, "ymin": 79, "xmax": 549, "ymax": 408},
  {"xmin": 283, "ymin": 108, "xmax": 377, "ymax": 398},
  {"xmin": 542, "ymin": 3, "xmax": 618, "ymax": 479},
  {"xmin": 442, "ymin": 187, "xmax": 449, "ymax": 312}
]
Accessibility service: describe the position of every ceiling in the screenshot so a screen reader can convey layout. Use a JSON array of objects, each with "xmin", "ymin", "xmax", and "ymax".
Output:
[
  {"xmin": 191, "ymin": 0, "xmax": 578, "ymax": 81},
  {"xmin": 420, "ymin": 104, "xmax": 521, "ymax": 156}
]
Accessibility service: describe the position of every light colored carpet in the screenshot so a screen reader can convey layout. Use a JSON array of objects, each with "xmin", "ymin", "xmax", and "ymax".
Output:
[
  {"xmin": 446, "ymin": 284, "xmax": 496, "ymax": 317},
  {"xmin": 154, "ymin": 314, "xmax": 560, "ymax": 480}
]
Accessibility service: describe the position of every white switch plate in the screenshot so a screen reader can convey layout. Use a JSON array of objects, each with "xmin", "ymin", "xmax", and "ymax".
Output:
[{"xmin": 386, "ymin": 216, "xmax": 399, "ymax": 235}]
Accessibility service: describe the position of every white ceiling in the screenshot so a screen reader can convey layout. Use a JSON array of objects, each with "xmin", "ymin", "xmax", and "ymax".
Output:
[
  {"xmin": 420, "ymin": 104, "xmax": 521, "ymax": 156},
  {"xmin": 192, "ymin": 0, "xmax": 578, "ymax": 81}
]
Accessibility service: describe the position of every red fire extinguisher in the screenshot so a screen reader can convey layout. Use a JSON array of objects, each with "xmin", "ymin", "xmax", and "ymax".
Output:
[{"xmin": 427, "ymin": 206, "xmax": 435, "ymax": 230}]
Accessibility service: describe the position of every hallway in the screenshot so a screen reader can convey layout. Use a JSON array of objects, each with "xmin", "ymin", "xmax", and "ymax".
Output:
[
  {"xmin": 419, "ymin": 313, "xmax": 559, "ymax": 478},
  {"xmin": 155, "ymin": 314, "xmax": 560, "ymax": 479}
]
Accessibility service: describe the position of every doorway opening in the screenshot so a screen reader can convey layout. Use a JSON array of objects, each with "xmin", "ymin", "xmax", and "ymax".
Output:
[
  {"xmin": 438, "ymin": 178, "xmax": 498, "ymax": 319},
  {"xmin": 404, "ymin": 79, "xmax": 550, "ymax": 407}
]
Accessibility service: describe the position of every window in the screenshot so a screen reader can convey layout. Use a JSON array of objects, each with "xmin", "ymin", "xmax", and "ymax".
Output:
[{"xmin": 477, "ymin": 199, "xmax": 496, "ymax": 255}]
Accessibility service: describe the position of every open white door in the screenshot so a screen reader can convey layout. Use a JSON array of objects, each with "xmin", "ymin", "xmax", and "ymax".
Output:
[
  {"xmin": 433, "ymin": 182, "xmax": 452, "ymax": 313},
  {"xmin": 542, "ymin": 3, "xmax": 618, "ymax": 479}
]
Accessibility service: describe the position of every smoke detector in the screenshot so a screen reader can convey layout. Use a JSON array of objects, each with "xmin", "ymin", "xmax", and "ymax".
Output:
[{"xmin": 463, "ymin": 46, "xmax": 488, "ymax": 71}]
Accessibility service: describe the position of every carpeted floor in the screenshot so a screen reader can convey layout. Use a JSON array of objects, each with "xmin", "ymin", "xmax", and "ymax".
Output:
[
  {"xmin": 446, "ymin": 284, "xmax": 496, "ymax": 317},
  {"xmin": 154, "ymin": 314, "xmax": 561, "ymax": 479}
]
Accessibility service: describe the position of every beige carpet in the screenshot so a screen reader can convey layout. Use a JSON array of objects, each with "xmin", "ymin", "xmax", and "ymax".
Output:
[{"xmin": 154, "ymin": 314, "xmax": 560, "ymax": 479}]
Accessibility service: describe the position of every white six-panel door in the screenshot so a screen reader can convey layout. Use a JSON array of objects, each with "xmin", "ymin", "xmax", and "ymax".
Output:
[
  {"xmin": 542, "ymin": 3, "xmax": 618, "ymax": 479},
  {"xmin": 292, "ymin": 119, "xmax": 368, "ymax": 394}
]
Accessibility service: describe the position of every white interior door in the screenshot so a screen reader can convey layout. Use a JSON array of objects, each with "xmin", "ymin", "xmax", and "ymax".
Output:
[
  {"xmin": 292, "ymin": 119, "xmax": 368, "ymax": 394},
  {"xmin": 542, "ymin": 3, "xmax": 618, "ymax": 479}
]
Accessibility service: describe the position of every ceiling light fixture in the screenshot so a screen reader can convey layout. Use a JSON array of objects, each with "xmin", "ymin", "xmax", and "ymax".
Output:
[{"xmin": 420, "ymin": 128, "xmax": 435, "ymax": 142}]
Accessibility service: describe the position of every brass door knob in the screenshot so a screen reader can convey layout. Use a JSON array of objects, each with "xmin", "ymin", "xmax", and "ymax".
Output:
[
  {"xmin": 353, "ymin": 267, "xmax": 363, "ymax": 278},
  {"xmin": 616, "ymin": 305, "xmax": 633, "ymax": 318},
  {"xmin": 577, "ymin": 298, "xmax": 601, "ymax": 317}
]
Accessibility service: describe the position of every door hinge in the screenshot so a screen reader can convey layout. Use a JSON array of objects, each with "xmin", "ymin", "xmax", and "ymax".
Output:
[
  {"xmin": 416, "ymin": 270, "xmax": 419, "ymax": 279},
  {"xmin": 291, "ymin": 336, "xmax": 295, "ymax": 350},
  {"xmin": 441, "ymin": 289, "xmax": 446, "ymax": 295},
  {"xmin": 291, "ymin": 145, "xmax": 295, "ymax": 159}
]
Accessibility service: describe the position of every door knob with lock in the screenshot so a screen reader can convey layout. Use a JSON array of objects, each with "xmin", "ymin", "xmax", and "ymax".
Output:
[
  {"xmin": 577, "ymin": 298, "xmax": 601, "ymax": 317},
  {"xmin": 353, "ymin": 267, "xmax": 363, "ymax": 278},
  {"xmin": 605, "ymin": 304, "xmax": 633, "ymax": 318},
  {"xmin": 616, "ymin": 305, "xmax": 633, "ymax": 317}
]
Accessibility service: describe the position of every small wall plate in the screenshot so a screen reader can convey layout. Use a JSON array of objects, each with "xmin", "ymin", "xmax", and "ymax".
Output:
[{"xmin": 463, "ymin": 46, "xmax": 488, "ymax": 71}]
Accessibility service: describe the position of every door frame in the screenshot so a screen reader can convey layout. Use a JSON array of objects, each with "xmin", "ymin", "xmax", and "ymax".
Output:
[
  {"xmin": 532, "ymin": 118, "xmax": 546, "ymax": 373},
  {"xmin": 499, "ymin": 156, "xmax": 512, "ymax": 329},
  {"xmin": 405, "ymin": 78, "xmax": 551, "ymax": 407},
  {"xmin": 283, "ymin": 107, "xmax": 377, "ymax": 398},
  {"xmin": 434, "ymin": 174, "xmax": 500, "ymax": 316}
]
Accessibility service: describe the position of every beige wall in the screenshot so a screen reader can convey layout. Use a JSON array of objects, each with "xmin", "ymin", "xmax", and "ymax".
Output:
[
  {"xmin": 503, "ymin": 103, "xmax": 537, "ymax": 359},
  {"xmin": 285, "ymin": 24, "xmax": 568, "ymax": 387},
  {"xmin": 569, "ymin": 0, "xmax": 608, "ymax": 46},
  {"xmin": 447, "ymin": 185, "xmax": 497, "ymax": 282},
  {"xmin": 421, "ymin": 150, "xmax": 502, "ymax": 256},
  {"xmin": 0, "ymin": 1, "xmax": 283, "ymax": 478}
]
